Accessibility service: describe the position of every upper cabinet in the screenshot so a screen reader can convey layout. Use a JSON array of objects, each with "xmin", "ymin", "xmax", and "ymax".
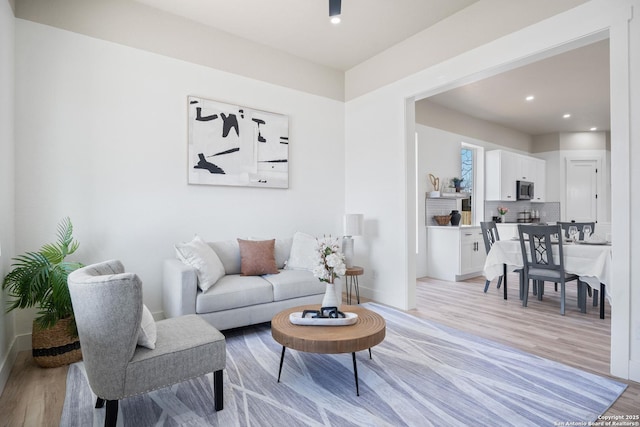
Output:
[{"xmin": 485, "ymin": 150, "xmax": 546, "ymax": 202}]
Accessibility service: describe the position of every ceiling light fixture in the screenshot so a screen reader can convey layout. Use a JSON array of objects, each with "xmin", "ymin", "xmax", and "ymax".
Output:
[
  {"xmin": 590, "ymin": 127, "xmax": 598, "ymax": 131},
  {"xmin": 329, "ymin": 0, "xmax": 341, "ymax": 24},
  {"xmin": 525, "ymin": 95, "xmax": 535, "ymax": 101},
  {"xmin": 563, "ymin": 113, "xmax": 571, "ymax": 118}
]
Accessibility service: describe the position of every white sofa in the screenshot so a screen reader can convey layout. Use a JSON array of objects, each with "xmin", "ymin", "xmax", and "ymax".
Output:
[{"xmin": 162, "ymin": 233, "xmax": 342, "ymax": 331}]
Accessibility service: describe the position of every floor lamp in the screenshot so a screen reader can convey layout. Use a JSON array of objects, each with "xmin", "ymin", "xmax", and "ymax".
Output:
[{"xmin": 343, "ymin": 214, "xmax": 363, "ymax": 268}]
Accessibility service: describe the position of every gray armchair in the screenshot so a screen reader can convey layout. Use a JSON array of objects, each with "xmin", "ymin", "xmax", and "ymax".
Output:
[{"xmin": 68, "ymin": 260, "xmax": 226, "ymax": 427}]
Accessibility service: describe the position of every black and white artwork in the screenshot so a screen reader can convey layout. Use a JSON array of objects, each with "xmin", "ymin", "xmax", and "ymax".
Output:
[{"xmin": 187, "ymin": 96, "xmax": 289, "ymax": 188}]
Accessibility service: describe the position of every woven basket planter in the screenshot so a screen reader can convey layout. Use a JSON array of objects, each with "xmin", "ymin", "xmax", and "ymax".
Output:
[{"xmin": 32, "ymin": 318, "xmax": 82, "ymax": 368}]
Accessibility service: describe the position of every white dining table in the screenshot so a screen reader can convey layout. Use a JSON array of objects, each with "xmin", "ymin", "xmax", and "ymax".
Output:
[{"xmin": 483, "ymin": 239, "xmax": 612, "ymax": 318}]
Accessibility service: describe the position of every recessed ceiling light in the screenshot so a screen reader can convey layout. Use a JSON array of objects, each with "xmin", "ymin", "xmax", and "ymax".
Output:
[
  {"xmin": 563, "ymin": 114, "xmax": 571, "ymax": 119},
  {"xmin": 525, "ymin": 95, "xmax": 535, "ymax": 101},
  {"xmin": 590, "ymin": 127, "xmax": 598, "ymax": 131},
  {"xmin": 330, "ymin": 16, "xmax": 341, "ymax": 24}
]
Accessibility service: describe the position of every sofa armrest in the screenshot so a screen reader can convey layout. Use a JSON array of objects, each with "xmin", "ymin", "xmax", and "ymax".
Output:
[{"xmin": 162, "ymin": 259, "xmax": 198, "ymax": 318}]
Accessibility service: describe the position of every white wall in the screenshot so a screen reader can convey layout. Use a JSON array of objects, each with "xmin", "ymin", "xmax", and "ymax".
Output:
[
  {"xmin": 13, "ymin": 20, "xmax": 345, "ymax": 336},
  {"xmin": 0, "ymin": 0, "xmax": 15, "ymax": 394},
  {"xmin": 15, "ymin": 0, "xmax": 343, "ymax": 101},
  {"xmin": 346, "ymin": 0, "xmax": 639, "ymax": 380},
  {"xmin": 415, "ymin": 100, "xmax": 532, "ymax": 152}
]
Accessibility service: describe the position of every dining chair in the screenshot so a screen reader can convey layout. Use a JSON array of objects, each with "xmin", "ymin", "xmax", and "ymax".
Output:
[
  {"xmin": 555, "ymin": 221, "xmax": 599, "ymax": 305},
  {"xmin": 480, "ymin": 221, "xmax": 503, "ymax": 293},
  {"xmin": 557, "ymin": 221, "xmax": 596, "ymax": 241},
  {"xmin": 517, "ymin": 224, "xmax": 587, "ymax": 315},
  {"xmin": 481, "ymin": 221, "xmax": 524, "ymax": 297}
]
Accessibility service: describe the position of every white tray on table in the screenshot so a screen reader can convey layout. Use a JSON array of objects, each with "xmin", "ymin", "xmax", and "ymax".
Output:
[{"xmin": 289, "ymin": 312, "xmax": 358, "ymax": 326}]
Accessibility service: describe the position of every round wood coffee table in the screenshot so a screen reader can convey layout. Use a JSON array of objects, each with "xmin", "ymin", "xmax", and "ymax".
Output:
[{"xmin": 271, "ymin": 304, "xmax": 386, "ymax": 396}]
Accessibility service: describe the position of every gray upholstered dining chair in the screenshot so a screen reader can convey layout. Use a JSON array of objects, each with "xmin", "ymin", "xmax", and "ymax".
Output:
[
  {"xmin": 480, "ymin": 221, "xmax": 503, "ymax": 293},
  {"xmin": 481, "ymin": 221, "xmax": 524, "ymax": 297},
  {"xmin": 555, "ymin": 221, "xmax": 599, "ymax": 305},
  {"xmin": 518, "ymin": 225, "xmax": 587, "ymax": 315},
  {"xmin": 68, "ymin": 260, "xmax": 226, "ymax": 427}
]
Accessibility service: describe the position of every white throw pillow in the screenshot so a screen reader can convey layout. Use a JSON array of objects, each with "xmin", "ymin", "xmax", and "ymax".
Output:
[
  {"xmin": 175, "ymin": 235, "xmax": 226, "ymax": 291},
  {"xmin": 286, "ymin": 232, "xmax": 317, "ymax": 271},
  {"xmin": 138, "ymin": 304, "xmax": 157, "ymax": 349}
]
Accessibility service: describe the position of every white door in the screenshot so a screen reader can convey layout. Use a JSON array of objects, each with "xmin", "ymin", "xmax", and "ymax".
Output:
[{"xmin": 565, "ymin": 159, "xmax": 598, "ymax": 222}]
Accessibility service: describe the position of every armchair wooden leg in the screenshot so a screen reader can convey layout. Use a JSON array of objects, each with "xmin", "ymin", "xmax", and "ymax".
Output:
[
  {"xmin": 105, "ymin": 400, "xmax": 118, "ymax": 427},
  {"xmin": 214, "ymin": 369, "xmax": 224, "ymax": 411},
  {"xmin": 95, "ymin": 397, "xmax": 105, "ymax": 408}
]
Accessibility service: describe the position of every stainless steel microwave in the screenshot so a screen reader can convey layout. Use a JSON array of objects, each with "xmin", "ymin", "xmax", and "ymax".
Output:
[{"xmin": 517, "ymin": 180, "xmax": 534, "ymax": 200}]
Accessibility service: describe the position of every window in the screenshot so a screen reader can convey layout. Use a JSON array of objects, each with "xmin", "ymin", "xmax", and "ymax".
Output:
[
  {"xmin": 461, "ymin": 147, "xmax": 473, "ymax": 193},
  {"xmin": 460, "ymin": 143, "xmax": 485, "ymax": 225}
]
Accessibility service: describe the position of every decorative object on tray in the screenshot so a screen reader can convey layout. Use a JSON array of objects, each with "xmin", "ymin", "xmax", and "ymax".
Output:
[
  {"xmin": 497, "ymin": 206, "xmax": 509, "ymax": 223},
  {"xmin": 451, "ymin": 177, "xmax": 464, "ymax": 192},
  {"xmin": 428, "ymin": 173, "xmax": 440, "ymax": 197},
  {"xmin": 289, "ymin": 307, "xmax": 358, "ymax": 326},
  {"xmin": 2, "ymin": 217, "xmax": 84, "ymax": 368},
  {"xmin": 433, "ymin": 215, "xmax": 451, "ymax": 226},
  {"xmin": 312, "ymin": 236, "xmax": 346, "ymax": 310}
]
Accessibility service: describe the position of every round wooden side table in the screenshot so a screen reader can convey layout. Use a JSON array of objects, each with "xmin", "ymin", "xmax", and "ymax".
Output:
[{"xmin": 344, "ymin": 266, "xmax": 364, "ymax": 304}]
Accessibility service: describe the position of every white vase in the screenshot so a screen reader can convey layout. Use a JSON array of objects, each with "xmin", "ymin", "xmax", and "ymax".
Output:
[{"xmin": 321, "ymin": 281, "xmax": 340, "ymax": 309}]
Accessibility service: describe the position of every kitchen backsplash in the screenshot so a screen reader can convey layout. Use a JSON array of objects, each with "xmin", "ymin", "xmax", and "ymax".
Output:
[
  {"xmin": 484, "ymin": 201, "xmax": 560, "ymax": 223},
  {"xmin": 425, "ymin": 197, "xmax": 458, "ymax": 226}
]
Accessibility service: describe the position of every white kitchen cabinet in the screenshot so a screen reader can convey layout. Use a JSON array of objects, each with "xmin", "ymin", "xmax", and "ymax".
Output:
[
  {"xmin": 485, "ymin": 150, "xmax": 517, "ymax": 201},
  {"xmin": 426, "ymin": 226, "xmax": 486, "ymax": 281},
  {"xmin": 460, "ymin": 228, "xmax": 486, "ymax": 274},
  {"xmin": 532, "ymin": 159, "xmax": 546, "ymax": 202},
  {"xmin": 485, "ymin": 150, "xmax": 546, "ymax": 202}
]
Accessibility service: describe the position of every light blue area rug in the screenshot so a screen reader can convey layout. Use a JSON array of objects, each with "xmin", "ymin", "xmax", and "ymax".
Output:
[{"xmin": 60, "ymin": 303, "xmax": 626, "ymax": 426}]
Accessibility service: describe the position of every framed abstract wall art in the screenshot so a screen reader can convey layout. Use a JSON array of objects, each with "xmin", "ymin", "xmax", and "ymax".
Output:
[{"xmin": 187, "ymin": 96, "xmax": 289, "ymax": 188}]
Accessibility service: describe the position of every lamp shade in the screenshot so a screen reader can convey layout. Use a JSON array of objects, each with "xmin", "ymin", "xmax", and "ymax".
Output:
[{"xmin": 343, "ymin": 214, "xmax": 363, "ymax": 237}]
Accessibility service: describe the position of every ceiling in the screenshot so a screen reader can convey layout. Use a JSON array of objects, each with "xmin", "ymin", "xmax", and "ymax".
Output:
[
  {"xmin": 134, "ymin": 0, "xmax": 479, "ymax": 70},
  {"xmin": 424, "ymin": 39, "xmax": 611, "ymax": 136},
  {"xmin": 134, "ymin": 0, "xmax": 610, "ymax": 136}
]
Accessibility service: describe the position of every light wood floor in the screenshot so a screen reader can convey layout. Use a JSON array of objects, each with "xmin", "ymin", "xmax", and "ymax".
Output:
[{"xmin": 0, "ymin": 274, "xmax": 638, "ymax": 425}]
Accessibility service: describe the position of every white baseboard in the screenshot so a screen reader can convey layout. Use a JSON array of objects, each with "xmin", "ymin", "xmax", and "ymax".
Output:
[
  {"xmin": 628, "ymin": 359, "xmax": 640, "ymax": 382},
  {"xmin": 0, "ymin": 332, "xmax": 32, "ymax": 395},
  {"xmin": 0, "ymin": 332, "xmax": 31, "ymax": 397}
]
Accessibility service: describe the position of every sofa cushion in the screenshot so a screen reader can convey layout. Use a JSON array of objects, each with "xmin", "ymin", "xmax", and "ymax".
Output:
[
  {"xmin": 243, "ymin": 237, "xmax": 293, "ymax": 270},
  {"xmin": 238, "ymin": 239, "xmax": 279, "ymax": 276},
  {"xmin": 209, "ymin": 240, "xmax": 241, "ymax": 275},
  {"xmin": 196, "ymin": 275, "xmax": 274, "ymax": 313},
  {"xmin": 274, "ymin": 238, "xmax": 293, "ymax": 269},
  {"xmin": 286, "ymin": 232, "xmax": 317, "ymax": 271},
  {"xmin": 175, "ymin": 235, "xmax": 225, "ymax": 291},
  {"xmin": 137, "ymin": 304, "xmax": 157, "ymax": 349},
  {"xmin": 262, "ymin": 269, "xmax": 325, "ymax": 302}
]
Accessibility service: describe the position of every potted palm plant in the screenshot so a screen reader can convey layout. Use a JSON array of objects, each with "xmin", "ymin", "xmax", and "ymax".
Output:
[{"xmin": 2, "ymin": 217, "xmax": 84, "ymax": 368}]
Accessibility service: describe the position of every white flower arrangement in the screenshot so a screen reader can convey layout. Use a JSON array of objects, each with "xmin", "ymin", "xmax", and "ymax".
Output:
[{"xmin": 312, "ymin": 236, "xmax": 346, "ymax": 283}]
